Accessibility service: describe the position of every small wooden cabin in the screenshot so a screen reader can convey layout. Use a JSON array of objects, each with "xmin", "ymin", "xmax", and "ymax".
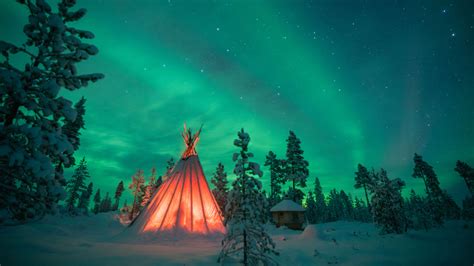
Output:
[{"xmin": 270, "ymin": 200, "xmax": 305, "ymax": 230}]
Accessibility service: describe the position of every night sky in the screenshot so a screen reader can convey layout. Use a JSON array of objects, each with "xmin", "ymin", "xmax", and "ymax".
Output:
[{"xmin": 1, "ymin": 1, "xmax": 473, "ymax": 203}]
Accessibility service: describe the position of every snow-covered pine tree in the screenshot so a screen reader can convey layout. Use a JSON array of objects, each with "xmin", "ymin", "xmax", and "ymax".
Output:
[
  {"xmin": 149, "ymin": 167, "xmax": 159, "ymax": 194},
  {"xmin": 93, "ymin": 189, "xmax": 101, "ymax": 214},
  {"xmin": 141, "ymin": 182, "xmax": 154, "ymax": 207},
  {"xmin": 65, "ymin": 157, "xmax": 90, "ymax": 214},
  {"xmin": 113, "ymin": 181, "xmax": 124, "ymax": 211},
  {"xmin": 455, "ymin": 160, "xmax": 474, "ymax": 196},
  {"xmin": 454, "ymin": 161, "xmax": 474, "ymax": 220},
  {"xmin": 0, "ymin": 0, "xmax": 103, "ymax": 222},
  {"xmin": 354, "ymin": 164, "xmax": 372, "ymax": 213},
  {"xmin": 313, "ymin": 177, "xmax": 327, "ymax": 223},
  {"xmin": 285, "ymin": 131, "xmax": 309, "ymax": 202},
  {"xmin": 62, "ymin": 97, "xmax": 86, "ymax": 151},
  {"xmin": 353, "ymin": 196, "xmax": 371, "ymax": 222},
  {"xmin": 353, "ymin": 197, "xmax": 363, "ymax": 221},
  {"xmin": 219, "ymin": 129, "xmax": 278, "ymax": 266},
  {"xmin": 326, "ymin": 189, "xmax": 342, "ymax": 222},
  {"xmin": 77, "ymin": 182, "xmax": 93, "ymax": 214},
  {"xmin": 412, "ymin": 153, "xmax": 444, "ymax": 226},
  {"xmin": 211, "ymin": 162, "xmax": 228, "ymax": 215},
  {"xmin": 440, "ymin": 190, "xmax": 461, "ymax": 220},
  {"xmin": 284, "ymin": 187, "xmax": 305, "ymax": 205},
  {"xmin": 129, "ymin": 169, "xmax": 145, "ymax": 220},
  {"xmin": 370, "ymin": 169, "xmax": 406, "ymax": 234},
  {"xmin": 264, "ymin": 151, "xmax": 285, "ymax": 208},
  {"xmin": 140, "ymin": 170, "xmax": 156, "ymax": 207},
  {"xmin": 406, "ymin": 189, "xmax": 432, "ymax": 231},
  {"xmin": 305, "ymin": 191, "xmax": 317, "ymax": 224},
  {"xmin": 340, "ymin": 190, "xmax": 354, "ymax": 221}
]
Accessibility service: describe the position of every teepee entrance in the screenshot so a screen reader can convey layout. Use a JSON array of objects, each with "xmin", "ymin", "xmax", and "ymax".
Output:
[{"xmin": 129, "ymin": 125, "xmax": 226, "ymax": 236}]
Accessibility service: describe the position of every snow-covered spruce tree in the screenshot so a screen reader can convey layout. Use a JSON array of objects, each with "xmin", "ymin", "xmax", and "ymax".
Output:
[
  {"xmin": 284, "ymin": 131, "xmax": 309, "ymax": 202},
  {"xmin": 405, "ymin": 189, "xmax": 432, "ymax": 231},
  {"xmin": 440, "ymin": 190, "xmax": 461, "ymax": 220},
  {"xmin": 340, "ymin": 190, "xmax": 354, "ymax": 221},
  {"xmin": 326, "ymin": 189, "xmax": 342, "ymax": 222},
  {"xmin": 353, "ymin": 196, "xmax": 371, "ymax": 222},
  {"xmin": 211, "ymin": 162, "xmax": 228, "ymax": 215},
  {"xmin": 454, "ymin": 161, "xmax": 474, "ymax": 220},
  {"xmin": 284, "ymin": 187, "xmax": 305, "ymax": 205},
  {"xmin": 77, "ymin": 181, "xmax": 93, "ymax": 214},
  {"xmin": 112, "ymin": 181, "xmax": 124, "ymax": 211},
  {"xmin": 370, "ymin": 169, "xmax": 406, "ymax": 234},
  {"xmin": 141, "ymin": 179, "xmax": 154, "ymax": 207},
  {"xmin": 0, "ymin": 0, "xmax": 103, "ymax": 222},
  {"xmin": 129, "ymin": 169, "xmax": 145, "ymax": 220},
  {"xmin": 149, "ymin": 167, "xmax": 160, "ymax": 194},
  {"xmin": 92, "ymin": 188, "xmax": 101, "ymax": 214},
  {"xmin": 455, "ymin": 160, "xmax": 474, "ymax": 196},
  {"xmin": 412, "ymin": 153, "xmax": 444, "ymax": 225},
  {"xmin": 219, "ymin": 129, "xmax": 278, "ymax": 266},
  {"xmin": 313, "ymin": 177, "xmax": 327, "ymax": 223},
  {"xmin": 264, "ymin": 151, "xmax": 285, "ymax": 208},
  {"xmin": 305, "ymin": 191, "xmax": 317, "ymax": 224},
  {"xmin": 65, "ymin": 157, "xmax": 89, "ymax": 214},
  {"xmin": 354, "ymin": 163, "xmax": 372, "ymax": 213},
  {"xmin": 62, "ymin": 97, "xmax": 86, "ymax": 151}
]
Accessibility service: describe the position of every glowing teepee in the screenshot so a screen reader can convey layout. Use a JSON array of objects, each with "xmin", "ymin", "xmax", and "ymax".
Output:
[{"xmin": 129, "ymin": 125, "xmax": 226, "ymax": 236}]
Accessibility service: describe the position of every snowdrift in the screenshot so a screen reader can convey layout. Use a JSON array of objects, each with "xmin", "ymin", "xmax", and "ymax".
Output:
[{"xmin": 1, "ymin": 213, "xmax": 473, "ymax": 265}]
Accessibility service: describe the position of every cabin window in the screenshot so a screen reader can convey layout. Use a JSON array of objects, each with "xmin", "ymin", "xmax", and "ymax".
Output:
[{"xmin": 279, "ymin": 212, "xmax": 284, "ymax": 217}]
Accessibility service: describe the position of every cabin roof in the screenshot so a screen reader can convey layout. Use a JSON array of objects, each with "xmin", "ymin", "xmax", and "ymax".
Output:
[{"xmin": 270, "ymin": 200, "xmax": 305, "ymax": 212}]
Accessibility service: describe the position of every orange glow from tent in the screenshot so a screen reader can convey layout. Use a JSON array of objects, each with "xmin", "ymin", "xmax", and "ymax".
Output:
[{"xmin": 131, "ymin": 125, "xmax": 226, "ymax": 236}]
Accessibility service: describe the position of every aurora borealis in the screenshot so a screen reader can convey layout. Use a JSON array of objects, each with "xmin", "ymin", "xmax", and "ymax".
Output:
[{"xmin": 1, "ymin": 1, "xmax": 473, "ymax": 203}]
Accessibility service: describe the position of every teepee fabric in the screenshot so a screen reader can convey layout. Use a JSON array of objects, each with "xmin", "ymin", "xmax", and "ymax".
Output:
[{"xmin": 129, "ymin": 125, "xmax": 226, "ymax": 236}]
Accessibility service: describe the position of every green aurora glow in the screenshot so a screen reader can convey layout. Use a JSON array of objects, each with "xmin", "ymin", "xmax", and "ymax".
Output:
[{"xmin": 1, "ymin": 0, "xmax": 473, "ymax": 203}]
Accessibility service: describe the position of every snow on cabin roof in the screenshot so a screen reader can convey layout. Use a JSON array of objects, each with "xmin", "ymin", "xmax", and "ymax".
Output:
[{"xmin": 270, "ymin": 200, "xmax": 305, "ymax": 212}]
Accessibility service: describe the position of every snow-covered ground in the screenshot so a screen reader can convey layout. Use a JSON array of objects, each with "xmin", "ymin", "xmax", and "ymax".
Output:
[{"xmin": 0, "ymin": 213, "xmax": 473, "ymax": 265}]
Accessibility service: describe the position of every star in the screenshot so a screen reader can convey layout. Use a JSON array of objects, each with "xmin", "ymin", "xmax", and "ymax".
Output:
[
  {"xmin": 442, "ymin": 9, "xmax": 447, "ymax": 14},
  {"xmin": 451, "ymin": 32, "xmax": 456, "ymax": 37},
  {"xmin": 216, "ymin": 27, "xmax": 220, "ymax": 31}
]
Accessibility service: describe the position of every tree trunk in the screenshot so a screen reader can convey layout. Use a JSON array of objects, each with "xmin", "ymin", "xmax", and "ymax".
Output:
[
  {"xmin": 363, "ymin": 184, "xmax": 371, "ymax": 213},
  {"xmin": 242, "ymin": 156, "xmax": 248, "ymax": 266}
]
